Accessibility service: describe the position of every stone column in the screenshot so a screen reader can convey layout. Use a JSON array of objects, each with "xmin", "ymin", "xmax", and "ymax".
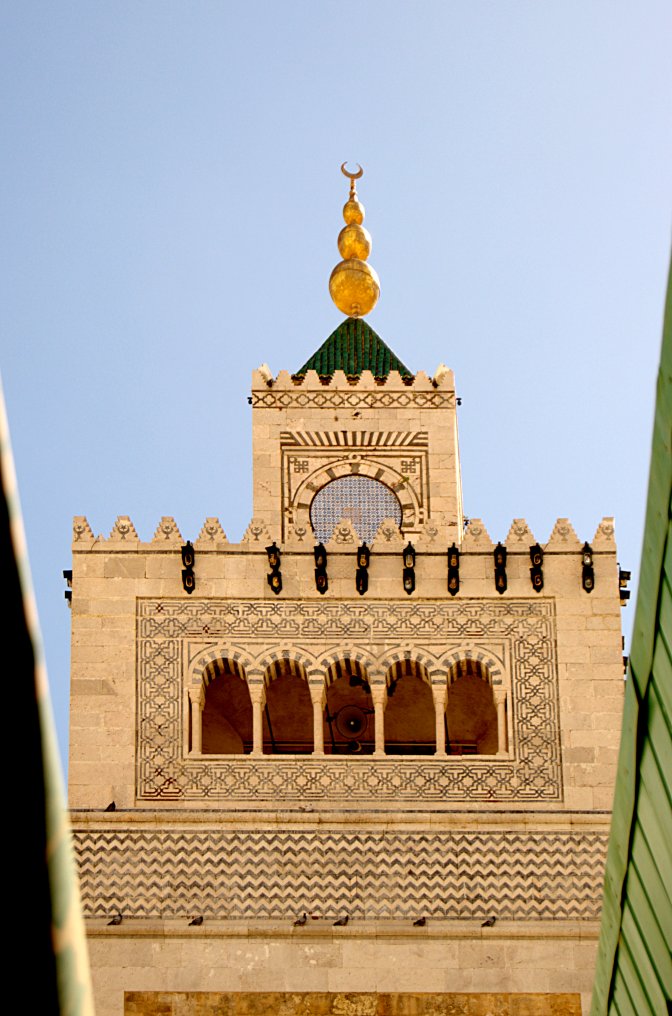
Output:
[
  {"xmin": 494, "ymin": 688, "xmax": 507, "ymax": 755},
  {"xmin": 371, "ymin": 685, "xmax": 387, "ymax": 757},
  {"xmin": 310, "ymin": 683, "xmax": 326, "ymax": 755},
  {"xmin": 248, "ymin": 682, "xmax": 266, "ymax": 756},
  {"xmin": 188, "ymin": 685, "xmax": 205, "ymax": 755},
  {"xmin": 432, "ymin": 684, "xmax": 448, "ymax": 756}
]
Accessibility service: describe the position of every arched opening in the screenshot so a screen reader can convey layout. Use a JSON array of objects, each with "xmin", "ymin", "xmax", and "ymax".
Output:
[
  {"xmin": 384, "ymin": 660, "xmax": 435, "ymax": 755},
  {"xmin": 323, "ymin": 659, "xmax": 375, "ymax": 755},
  {"xmin": 446, "ymin": 659, "xmax": 499, "ymax": 754},
  {"xmin": 262, "ymin": 661, "xmax": 313, "ymax": 754},
  {"xmin": 310, "ymin": 475, "xmax": 402, "ymax": 543},
  {"xmin": 201, "ymin": 660, "xmax": 253, "ymax": 754}
]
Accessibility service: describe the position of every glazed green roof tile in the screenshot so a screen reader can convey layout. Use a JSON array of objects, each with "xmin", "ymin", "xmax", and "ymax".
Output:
[{"xmin": 295, "ymin": 318, "xmax": 413, "ymax": 378}]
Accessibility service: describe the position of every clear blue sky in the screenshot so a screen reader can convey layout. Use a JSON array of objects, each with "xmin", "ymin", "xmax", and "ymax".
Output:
[{"xmin": 2, "ymin": 2, "xmax": 670, "ymax": 774}]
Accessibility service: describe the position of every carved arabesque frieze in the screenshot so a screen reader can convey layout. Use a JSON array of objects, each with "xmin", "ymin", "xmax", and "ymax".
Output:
[{"xmin": 136, "ymin": 597, "xmax": 562, "ymax": 805}]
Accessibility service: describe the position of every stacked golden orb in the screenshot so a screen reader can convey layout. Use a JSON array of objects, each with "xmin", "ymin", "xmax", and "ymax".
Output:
[{"xmin": 329, "ymin": 164, "xmax": 380, "ymax": 318}]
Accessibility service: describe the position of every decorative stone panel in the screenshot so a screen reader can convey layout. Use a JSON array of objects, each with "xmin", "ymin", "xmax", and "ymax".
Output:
[
  {"xmin": 280, "ymin": 430, "xmax": 429, "ymax": 540},
  {"xmin": 136, "ymin": 598, "xmax": 562, "ymax": 805}
]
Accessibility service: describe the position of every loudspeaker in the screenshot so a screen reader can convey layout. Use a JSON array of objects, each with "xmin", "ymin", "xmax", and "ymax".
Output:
[{"xmin": 335, "ymin": 705, "xmax": 368, "ymax": 739}]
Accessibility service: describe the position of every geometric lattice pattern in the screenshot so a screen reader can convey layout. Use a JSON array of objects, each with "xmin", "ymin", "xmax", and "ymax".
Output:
[
  {"xmin": 310, "ymin": 476, "xmax": 402, "ymax": 543},
  {"xmin": 73, "ymin": 827, "xmax": 608, "ymax": 920},
  {"xmin": 137, "ymin": 598, "xmax": 563, "ymax": 804}
]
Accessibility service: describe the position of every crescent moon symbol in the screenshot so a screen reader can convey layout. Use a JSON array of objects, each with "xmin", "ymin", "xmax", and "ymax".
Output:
[{"xmin": 341, "ymin": 162, "xmax": 364, "ymax": 180}]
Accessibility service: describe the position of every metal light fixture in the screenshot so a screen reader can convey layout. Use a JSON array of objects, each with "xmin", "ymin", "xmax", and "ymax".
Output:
[
  {"xmin": 181, "ymin": 541, "xmax": 195, "ymax": 594},
  {"xmin": 494, "ymin": 543, "xmax": 507, "ymax": 594},
  {"xmin": 581, "ymin": 542, "xmax": 594, "ymax": 593},
  {"xmin": 529, "ymin": 543, "xmax": 543, "ymax": 593},
  {"xmin": 266, "ymin": 542, "xmax": 281, "ymax": 570},
  {"xmin": 356, "ymin": 542, "xmax": 370, "ymax": 595},
  {"xmin": 447, "ymin": 544, "xmax": 460, "ymax": 596},
  {"xmin": 266, "ymin": 541, "xmax": 282, "ymax": 595},
  {"xmin": 619, "ymin": 566, "xmax": 631, "ymax": 606},
  {"xmin": 402, "ymin": 541, "xmax": 416, "ymax": 595},
  {"xmin": 314, "ymin": 543, "xmax": 328, "ymax": 594}
]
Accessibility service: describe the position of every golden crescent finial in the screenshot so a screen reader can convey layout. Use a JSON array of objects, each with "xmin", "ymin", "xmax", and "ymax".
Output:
[
  {"xmin": 341, "ymin": 162, "xmax": 363, "ymax": 199},
  {"xmin": 329, "ymin": 163, "xmax": 380, "ymax": 318},
  {"xmin": 340, "ymin": 162, "xmax": 363, "ymax": 181}
]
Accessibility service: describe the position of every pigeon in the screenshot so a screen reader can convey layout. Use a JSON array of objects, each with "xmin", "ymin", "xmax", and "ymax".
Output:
[
  {"xmin": 107, "ymin": 912, "xmax": 122, "ymax": 926},
  {"xmin": 104, "ymin": 802, "xmax": 116, "ymax": 812},
  {"xmin": 333, "ymin": 915, "xmax": 349, "ymax": 926},
  {"xmin": 481, "ymin": 916, "xmax": 496, "ymax": 927},
  {"xmin": 413, "ymin": 917, "xmax": 426, "ymax": 927},
  {"xmin": 188, "ymin": 916, "xmax": 203, "ymax": 926},
  {"xmin": 293, "ymin": 913, "xmax": 307, "ymax": 927}
]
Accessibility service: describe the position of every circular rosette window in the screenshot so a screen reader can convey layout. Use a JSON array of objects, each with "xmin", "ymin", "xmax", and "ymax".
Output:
[{"xmin": 310, "ymin": 475, "xmax": 402, "ymax": 544}]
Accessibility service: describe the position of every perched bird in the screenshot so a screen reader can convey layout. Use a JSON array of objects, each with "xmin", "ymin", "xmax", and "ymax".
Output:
[
  {"xmin": 413, "ymin": 917, "xmax": 426, "ymax": 927},
  {"xmin": 333, "ymin": 915, "xmax": 349, "ymax": 927},
  {"xmin": 104, "ymin": 801, "xmax": 116, "ymax": 812},
  {"xmin": 481, "ymin": 916, "xmax": 496, "ymax": 927},
  {"xmin": 188, "ymin": 916, "xmax": 203, "ymax": 926},
  {"xmin": 293, "ymin": 913, "xmax": 307, "ymax": 927},
  {"xmin": 107, "ymin": 912, "xmax": 122, "ymax": 926}
]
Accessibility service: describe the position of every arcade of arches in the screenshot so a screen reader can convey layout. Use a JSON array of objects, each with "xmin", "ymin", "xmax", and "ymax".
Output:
[{"xmin": 189, "ymin": 656, "xmax": 508, "ymax": 758}]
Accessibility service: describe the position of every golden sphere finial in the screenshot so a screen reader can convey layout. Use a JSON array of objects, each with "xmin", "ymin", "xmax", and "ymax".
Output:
[{"xmin": 329, "ymin": 163, "xmax": 380, "ymax": 318}]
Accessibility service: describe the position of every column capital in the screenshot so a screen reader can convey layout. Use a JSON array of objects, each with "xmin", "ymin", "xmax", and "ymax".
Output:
[
  {"xmin": 493, "ymin": 687, "xmax": 507, "ymax": 705},
  {"xmin": 431, "ymin": 683, "xmax": 447, "ymax": 706},
  {"xmin": 248, "ymin": 681, "xmax": 266, "ymax": 707},
  {"xmin": 370, "ymin": 684, "xmax": 387, "ymax": 708},
  {"xmin": 308, "ymin": 681, "xmax": 326, "ymax": 706},
  {"xmin": 188, "ymin": 685, "xmax": 205, "ymax": 708}
]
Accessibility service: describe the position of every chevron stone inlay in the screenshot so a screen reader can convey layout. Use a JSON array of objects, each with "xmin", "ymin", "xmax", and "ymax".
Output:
[
  {"xmin": 136, "ymin": 598, "xmax": 562, "ymax": 803},
  {"xmin": 74, "ymin": 828, "xmax": 607, "ymax": 920}
]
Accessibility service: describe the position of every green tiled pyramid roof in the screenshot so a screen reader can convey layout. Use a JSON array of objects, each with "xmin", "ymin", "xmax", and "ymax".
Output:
[{"xmin": 295, "ymin": 318, "xmax": 413, "ymax": 378}]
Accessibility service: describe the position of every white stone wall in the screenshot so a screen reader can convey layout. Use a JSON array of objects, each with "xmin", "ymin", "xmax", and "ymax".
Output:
[{"xmin": 86, "ymin": 923, "xmax": 599, "ymax": 1016}]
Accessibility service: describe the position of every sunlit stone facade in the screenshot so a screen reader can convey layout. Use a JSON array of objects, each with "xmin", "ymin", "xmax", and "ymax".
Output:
[{"xmin": 68, "ymin": 324, "xmax": 624, "ymax": 1016}]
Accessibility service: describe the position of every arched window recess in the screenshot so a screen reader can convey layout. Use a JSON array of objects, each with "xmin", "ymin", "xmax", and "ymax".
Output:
[
  {"xmin": 445, "ymin": 657, "xmax": 507, "ymax": 756},
  {"xmin": 323, "ymin": 659, "xmax": 375, "ymax": 755},
  {"xmin": 261, "ymin": 658, "xmax": 313, "ymax": 755}
]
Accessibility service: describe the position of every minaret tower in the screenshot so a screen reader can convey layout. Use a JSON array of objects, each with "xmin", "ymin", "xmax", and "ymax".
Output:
[
  {"xmin": 68, "ymin": 165, "xmax": 625, "ymax": 1016},
  {"xmin": 251, "ymin": 164, "xmax": 463, "ymax": 542}
]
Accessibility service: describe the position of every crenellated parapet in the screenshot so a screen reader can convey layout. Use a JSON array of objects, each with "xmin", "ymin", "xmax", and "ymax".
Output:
[
  {"xmin": 251, "ymin": 365, "xmax": 456, "ymax": 410},
  {"xmin": 71, "ymin": 513, "xmax": 617, "ymax": 556},
  {"xmin": 69, "ymin": 510, "xmax": 622, "ymax": 612},
  {"xmin": 71, "ymin": 513, "xmax": 615, "ymax": 552}
]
